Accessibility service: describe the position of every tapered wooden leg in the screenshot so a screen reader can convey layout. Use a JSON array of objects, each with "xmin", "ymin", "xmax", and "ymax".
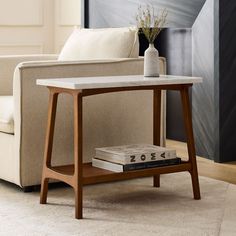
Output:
[
  {"xmin": 40, "ymin": 90, "xmax": 58, "ymax": 204},
  {"xmin": 153, "ymin": 175, "xmax": 160, "ymax": 187},
  {"xmin": 40, "ymin": 178, "xmax": 49, "ymax": 204},
  {"xmin": 73, "ymin": 92, "xmax": 83, "ymax": 219},
  {"xmin": 153, "ymin": 89, "xmax": 162, "ymax": 187},
  {"xmin": 180, "ymin": 86, "xmax": 201, "ymax": 200}
]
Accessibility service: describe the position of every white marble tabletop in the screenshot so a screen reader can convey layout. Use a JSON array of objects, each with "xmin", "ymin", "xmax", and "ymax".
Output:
[{"xmin": 37, "ymin": 75, "xmax": 202, "ymax": 90}]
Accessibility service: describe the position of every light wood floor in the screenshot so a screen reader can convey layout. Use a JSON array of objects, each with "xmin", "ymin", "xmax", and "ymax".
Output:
[{"xmin": 167, "ymin": 140, "xmax": 236, "ymax": 185}]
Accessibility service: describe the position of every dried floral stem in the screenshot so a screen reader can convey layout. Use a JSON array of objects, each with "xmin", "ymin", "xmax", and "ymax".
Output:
[{"xmin": 136, "ymin": 4, "xmax": 168, "ymax": 44}]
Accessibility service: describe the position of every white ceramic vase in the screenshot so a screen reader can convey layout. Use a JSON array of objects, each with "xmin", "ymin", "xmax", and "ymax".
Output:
[{"xmin": 144, "ymin": 43, "xmax": 159, "ymax": 77}]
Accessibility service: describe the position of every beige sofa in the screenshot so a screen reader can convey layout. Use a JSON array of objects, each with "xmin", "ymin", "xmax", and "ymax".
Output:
[{"xmin": 0, "ymin": 55, "xmax": 166, "ymax": 188}]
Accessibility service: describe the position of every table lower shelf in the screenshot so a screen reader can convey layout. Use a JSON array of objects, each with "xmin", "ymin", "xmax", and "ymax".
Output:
[{"xmin": 50, "ymin": 161, "xmax": 191, "ymax": 185}]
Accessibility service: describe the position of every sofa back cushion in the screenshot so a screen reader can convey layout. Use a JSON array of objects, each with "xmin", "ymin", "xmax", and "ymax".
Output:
[{"xmin": 58, "ymin": 27, "xmax": 139, "ymax": 61}]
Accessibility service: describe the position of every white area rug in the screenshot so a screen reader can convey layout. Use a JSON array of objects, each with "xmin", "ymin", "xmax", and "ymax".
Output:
[{"xmin": 0, "ymin": 173, "xmax": 236, "ymax": 236}]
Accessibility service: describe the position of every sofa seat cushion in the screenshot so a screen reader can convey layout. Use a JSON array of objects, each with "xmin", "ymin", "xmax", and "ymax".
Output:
[
  {"xmin": 0, "ymin": 96, "xmax": 14, "ymax": 134},
  {"xmin": 58, "ymin": 27, "xmax": 139, "ymax": 61}
]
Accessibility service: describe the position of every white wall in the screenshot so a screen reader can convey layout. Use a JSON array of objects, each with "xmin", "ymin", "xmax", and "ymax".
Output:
[
  {"xmin": 0, "ymin": 0, "xmax": 81, "ymax": 55},
  {"xmin": 54, "ymin": 0, "xmax": 81, "ymax": 53}
]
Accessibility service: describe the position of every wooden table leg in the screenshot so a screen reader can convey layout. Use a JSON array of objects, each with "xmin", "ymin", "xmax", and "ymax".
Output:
[
  {"xmin": 180, "ymin": 86, "xmax": 201, "ymax": 200},
  {"xmin": 153, "ymin": 89, "xmax": 162, "ymax": 187},
  {"xmin": 40, "ymin": 89, "xmax": 58, "ymax": 204},
  {"xmin": 73, "ymin": 92, "xmax": 83, "ymax": 219}
]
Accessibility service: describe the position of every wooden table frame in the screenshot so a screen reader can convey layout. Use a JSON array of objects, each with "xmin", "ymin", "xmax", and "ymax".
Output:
[{"xmin": 40, "ymin": 84, "xmax": 201, "ymax": 219}]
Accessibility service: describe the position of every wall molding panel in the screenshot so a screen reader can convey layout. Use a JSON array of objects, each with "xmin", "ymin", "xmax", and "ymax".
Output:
[
  {"xmin": 55, "ymin": 0, "xmax": 81, "ymax": 53},
  {"xmin": 58, "ymin": 0, "xmax": 81, "ymax": 26},
  {"xmin": 0, "ymin": 44, "xmax": 43, "ymax": 55},
  {"xmin": 0, "ymin": 0, "xmax": 43, "ymax": 26},
  {"xmin": 0, "ymin": 0, "xmax": 81, "ymax": 54}
]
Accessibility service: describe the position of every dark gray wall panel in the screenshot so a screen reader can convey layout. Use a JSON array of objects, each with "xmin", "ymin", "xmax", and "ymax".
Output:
[
  {"xmin": 87, "ymin": 0, "xmax": 195, "ymax": 142},
  {"xmin": 214, "ymin": 0, "xmax": 220, "ymax": 162},
  {"xmin": 89, "ymin": 0, "xmax": 205, "ymax": 28},
  {"xmin": 163, "ymin": 29, "xmax": 192, "ymax": 141},
  {"xmin": 192, "ymin": 0, "xmax": 215, "ymax": 159},
  {"xmin": 218, "ymin": 0, "xmax": 236, "ymax": 162},
  {"xmin": 83, "ymin": 0, "xmax": 236, "ymax": 162},
  {"xmin": 192, "ymin": 0, "xmax": 236, "ymax": 162}
]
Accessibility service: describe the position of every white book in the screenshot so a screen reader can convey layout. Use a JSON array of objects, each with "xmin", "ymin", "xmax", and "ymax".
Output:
[
  {"xmin": 92, "ymin": 157, "xmax": 181, "ymax": 173},
  {"xmin": 95, "ymin": 144, "xmax": 176, "ymax": 165},
  {"xmin": 92, "ymin": 158, "xmax": 123, "ymax": 172}
]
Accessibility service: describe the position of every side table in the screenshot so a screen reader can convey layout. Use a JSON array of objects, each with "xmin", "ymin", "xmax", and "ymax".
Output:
[{"xmin": 37, "ymin": 74, "xmax": 202, "ymax": 219}]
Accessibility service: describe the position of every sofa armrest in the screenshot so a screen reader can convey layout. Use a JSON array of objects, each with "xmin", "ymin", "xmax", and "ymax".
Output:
[{"xmin": 0, "ymin": 54, "xmax": 58, "ymax": 95}]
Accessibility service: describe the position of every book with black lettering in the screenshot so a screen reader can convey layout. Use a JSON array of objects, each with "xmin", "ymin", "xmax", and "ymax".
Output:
[
  {"xmin": 92, "ymin": 157, "xmax": 181, "ymax": 173},
  {"xmin": 95, "ymin": 144, "xmax": 176, "ymax": 165}
]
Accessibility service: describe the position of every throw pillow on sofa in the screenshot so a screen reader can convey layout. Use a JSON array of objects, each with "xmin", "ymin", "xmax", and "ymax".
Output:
[{"xmin": 58, "ymin": 27, "xmax": 139, "ymax": 61}]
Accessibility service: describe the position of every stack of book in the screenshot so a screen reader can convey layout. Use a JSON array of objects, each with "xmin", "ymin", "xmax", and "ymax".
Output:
[{"xmin": 92, "ymin": 144, "xmax": 181, "ymax": 172}]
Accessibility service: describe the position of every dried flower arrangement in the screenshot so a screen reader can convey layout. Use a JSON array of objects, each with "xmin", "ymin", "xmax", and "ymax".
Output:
[{"xmin": 136, "ymin": 4, "xmax": 168, "ymax": 44}]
